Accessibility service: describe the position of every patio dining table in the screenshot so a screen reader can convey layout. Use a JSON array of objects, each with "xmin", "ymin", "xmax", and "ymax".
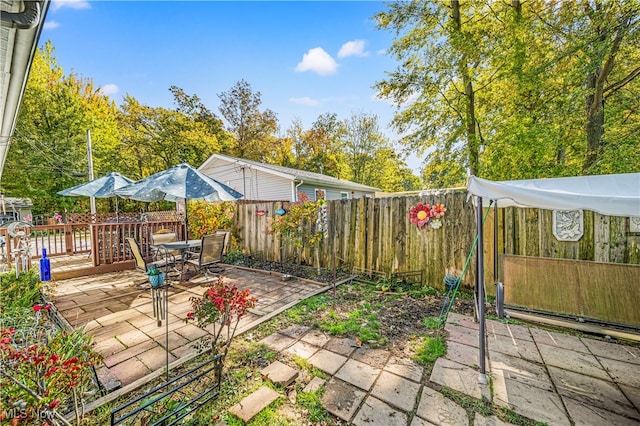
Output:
[{"xmin": 152, "ymin": 239, "xmax": 202, "ymax": 281}]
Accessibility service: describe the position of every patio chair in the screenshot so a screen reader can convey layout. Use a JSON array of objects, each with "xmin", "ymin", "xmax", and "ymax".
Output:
[
  {"xmin": 215, "ymin": 229, "xmax": 231, "ymax": 255},
  {"xmin": 126, "ymin": 238, "xmax": 177, "ymax": 283},
  {"xmin": 184, "ymin": 234, "xmax": 225, "ymax": 280},
  {"xmin": 150, "ymin": 230, "xmax": 181, "ymax": 263}
]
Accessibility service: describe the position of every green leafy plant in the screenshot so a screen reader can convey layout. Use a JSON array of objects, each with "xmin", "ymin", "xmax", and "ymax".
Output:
[
  {"xmin": 146, "ymin": 265, "xmax": 162, "ymax": 276},
  {"xmin": 0, "ymin": 268, "xmax": 42, "ymax": 310},
  {"xmin": 268, "ymin": 192, "xmax": 326, "ymax": 270},
  {"xmin": 188, "ymin": 200, "xmax": 235, "ymax": 240},
  {"xmin": 0, "ymin": 310, "xmax": 102, "ymax": 425}
]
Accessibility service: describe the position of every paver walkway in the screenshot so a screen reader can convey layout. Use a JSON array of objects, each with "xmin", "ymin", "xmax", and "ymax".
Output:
[
  {"xmin": 51, "ymin": 266, "xmax": 326, "ymax": 388},
  {"xmin": 259, "ymin": 313, "xmax": 640, "ymax": 426}
]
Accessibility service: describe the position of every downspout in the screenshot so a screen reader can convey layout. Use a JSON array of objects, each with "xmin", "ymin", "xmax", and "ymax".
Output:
[
  {"xmin": 1, "ymin": 1, "xmax": 41, "ymax": 29},
  {"xmin": 293, "ymin": 180, "xmax": 304, "ymax": 202}
]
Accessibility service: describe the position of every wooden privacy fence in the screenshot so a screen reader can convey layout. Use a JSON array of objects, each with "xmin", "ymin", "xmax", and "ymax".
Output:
[
  {"xmin": 234, "ymin": 191, "xmax": 640, "ymax": 292},
  {"xmin": 235, "ymin": 190, "xmax": 480, "ymax": 288},
  {"xmin": 502, "ymin": 255, "xmax": 640, "ymax": 327}
]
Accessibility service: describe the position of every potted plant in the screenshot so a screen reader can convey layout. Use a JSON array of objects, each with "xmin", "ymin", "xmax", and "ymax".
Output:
[{"xmin": 146, "ymin": 265, "xmax": 166, "ymax": 288}]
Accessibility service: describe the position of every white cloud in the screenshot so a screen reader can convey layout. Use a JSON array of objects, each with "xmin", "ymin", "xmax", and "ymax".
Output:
[
  {"xmin": 101, "ymin": 84, "xmax": 119, "ymax": 96},
  {"xmin": 338, "ymin": 40, "xmax": 369, "ymax": 58},
  {"xmin": 52, "ymin": 0, "xmax": 90, "ymax": 11},
  {"xmin": 289, "ymin": 97, "xmax": 320, "ymax": 107},
  {"xmin": 43, "ymin": 21, "xmax": 60, "ymax": 30},
  {"xmin": 295, "ymin": 47, "xmax": 338, "ymax": 76},
  {"xmin": 376, "ymin": 48, "xmax": 387, "ymax": 56}
]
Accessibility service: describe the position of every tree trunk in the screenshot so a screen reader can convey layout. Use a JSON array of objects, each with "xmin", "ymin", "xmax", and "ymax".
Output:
[
  {"xmin": 584, "ymin": 71, "xmax": 605, "ymax": 173},
  {"xmin": 451, "ymin": 0, "xmax": 479, "ymax": 176}
]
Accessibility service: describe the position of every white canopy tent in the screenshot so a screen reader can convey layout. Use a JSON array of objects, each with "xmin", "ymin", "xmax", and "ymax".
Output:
[
  {"xmin": 465, "ymin": 172, "xmax": 640, "ymax": 384},
  {"xmin": 467, "ymin": 173, "xmax": 640, "ymax": 217}
]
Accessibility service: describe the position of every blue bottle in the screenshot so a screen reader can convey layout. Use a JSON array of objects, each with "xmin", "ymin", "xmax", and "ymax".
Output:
[{"xmin": 39, "ymin": 248, "xmax": 51, "ymax": 281}]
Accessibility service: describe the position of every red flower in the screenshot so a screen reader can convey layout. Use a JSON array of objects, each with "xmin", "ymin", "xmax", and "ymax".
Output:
[
  {"xmin": 33, "ymin": 304, "xmax": 42, "ymax": 312},
  {"xmin": 49, "ymin": 400, "xmax": 60, "ymax": 409},
  {"xmin": 186, "ymin": 312, "xmax": 194, "ymax": 320},
  {"xmin": 44, "ymin": 304, "xmax": 52, "ymax": 311}
]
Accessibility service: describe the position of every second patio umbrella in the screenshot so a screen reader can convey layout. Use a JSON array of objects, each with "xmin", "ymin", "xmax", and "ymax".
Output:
[
  {"xmin": 114, "ymin": 162, "xmax": 243, "ymax": 240},
  {"xmin": 58, "ymin": 172, "xmax": 135, "ymax": 222}
]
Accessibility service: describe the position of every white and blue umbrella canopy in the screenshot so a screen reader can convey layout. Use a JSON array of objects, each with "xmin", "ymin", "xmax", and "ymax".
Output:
[
  {"xmin": 57, "ymin": 172, "xmax": 135, "ymax": 198},
  {"xmin": 114, "ymin": 163, "xmax": 243, "ymax": 240},
  {"xmin": 114, "ymin": 163, "xmax": 243, "ymax": 203}
]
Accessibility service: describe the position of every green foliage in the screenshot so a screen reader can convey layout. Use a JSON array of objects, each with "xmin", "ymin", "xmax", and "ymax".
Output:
[
  {"xmin": 414, "ymin": 335, "xmax": 446, "ymax": 364},
  {"xmin": 223, "ymin": 250, "xmax": 245, "ymax": 264},
  {"xmin": 297, "ymin": 389, "xmax": 328, "ymax": 423},
  {"xmin": 422, "ymin": 317, "xmax": 440, "ymax": 330},
  {"xmin": 320, "ymin": 308, "xmax": 384, "ymax": 345},
  {"xmin": 6, "ymin": 41, "xmax": 120, "ymax": 216},
  {"xmin": 0, "ymin": 312, "xmax": 102, "ymax": 424},
  {"xmin": 188, "ymin": 200, "xmax": 235, "ymax": 240},
  {"xmin": 269, "ymin": 193, "xmax": 325, "ymax": 249},
  {"xmin": 0, "ymin": 268, "xmax": 42, "ymax": 310},
  {"xmin": 376, "ymin": 1, "xmax": 640, "ymax": 182},
  {"xmin": 218, "ymin": 79, "xmax": 279, "ymax": 162}
]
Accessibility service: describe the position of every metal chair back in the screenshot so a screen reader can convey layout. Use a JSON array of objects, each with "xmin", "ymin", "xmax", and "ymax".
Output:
[
  {"xmin": 199, "ymin": 234, "xmax": 225, "ymax": 268},
  {"xmin": 150, "ymin": 231, "xmax": 180, "ymax": 256},
  {"xmin": 126, "ymin": 238, "xmax": 147, "ymax": 273}
]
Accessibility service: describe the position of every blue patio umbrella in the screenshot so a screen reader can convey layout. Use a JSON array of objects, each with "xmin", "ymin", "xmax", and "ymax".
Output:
[
  {"xmin": 57, "ymin": 172, "xmax": 135, "ymax": 222},
  {"xmin": 114, "ymin": 163, "xmax": 243, "ymax": 240}
]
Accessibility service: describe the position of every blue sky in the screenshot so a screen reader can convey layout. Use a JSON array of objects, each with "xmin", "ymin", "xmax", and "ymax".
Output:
[{"xmin": 42, "ymin": 0, "xmax": 421, "ymax": 172}]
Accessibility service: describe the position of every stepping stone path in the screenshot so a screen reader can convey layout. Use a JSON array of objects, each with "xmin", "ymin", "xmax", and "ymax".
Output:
[
  {"xmin": 228, "ymin": 386, "xmax": 280, "ymax": 423},
  {"xmin": 227, "ymin": 313, "xmax": 640, "ymax": 425},
  {"xmin": 260, "ymin": 360, "xmax": 298, "ymax": 386}
]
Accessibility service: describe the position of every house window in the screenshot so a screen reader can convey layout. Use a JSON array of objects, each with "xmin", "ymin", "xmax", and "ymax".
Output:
[
  {"xmin": 315, "ymin": 189, "xmax": 326, "ymax": 201},
  {"xmin": 340, "ymin": 192, "xmax": 349, "ymax": 200}
]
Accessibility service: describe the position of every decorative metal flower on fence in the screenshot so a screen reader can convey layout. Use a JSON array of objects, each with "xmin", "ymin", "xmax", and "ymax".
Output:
[{"xmin": 408, "ymin": 202, "xmax": 447, "ymax": 230}]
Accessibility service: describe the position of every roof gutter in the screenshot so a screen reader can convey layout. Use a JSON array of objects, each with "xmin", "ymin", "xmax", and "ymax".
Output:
[
  {"xmin": 0, "ymin": 0, "xmax": 49, "ymax": 182},
  {"xmin": 293, "ymin": 180, "xmax": 304, "ymax": 202}
]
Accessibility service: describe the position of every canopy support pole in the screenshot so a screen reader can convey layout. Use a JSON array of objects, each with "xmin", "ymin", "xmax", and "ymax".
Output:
[{"xmin": 476, "ymin": 195, "xmax": 488, "ymax": 385}]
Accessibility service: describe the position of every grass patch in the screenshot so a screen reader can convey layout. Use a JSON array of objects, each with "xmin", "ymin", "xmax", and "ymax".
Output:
[
  {"xmin": 320, "ymin": 308, "xmax": 383, "ymax": 344},
  {"xmin": 422, "ymin": 316, "xmax": 441, "ymax": 329},
  {"xmin": 441, "ymin": 387, "xmax": 492, "ymax": 417},
  {"xmin": 414, "ymin": 335, "xmax": 446, "ymax": 364},
  {"xmin": 497, "ymin": 407, "xmax": 549, "ymax": 426},
  {"xmin": 297, "ymin": 389, "xmax": 328, "ymax": 423},
  {"xmin": 283, "ymin": 293, "xmax": 332, "ymax": 326}
]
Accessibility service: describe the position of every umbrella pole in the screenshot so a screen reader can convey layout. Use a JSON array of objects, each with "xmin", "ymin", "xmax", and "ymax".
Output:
[
  {"xmin": 115, "ymin": 197, "xmax": 119, "ymax": 223},
  {"xmin": 184, "ymin": 199, "xmax": 188, "ymax": 242}
]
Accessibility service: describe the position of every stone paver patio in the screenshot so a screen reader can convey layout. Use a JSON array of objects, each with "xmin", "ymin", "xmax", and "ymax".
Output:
[{"xmin": 51, "ymin": 265, "xmax": 327, "ymax": 388}]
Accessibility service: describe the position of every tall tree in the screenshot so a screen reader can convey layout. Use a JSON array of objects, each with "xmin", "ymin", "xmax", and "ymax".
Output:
[
  {"xmin": 3, "ymin": 41, "xmax": 119, "ymax": 216},
  {"xmin": 377, "ymin": 1, "xmax": 639, "ymax": 182},
  {"xmin": 302, "ymin": 113, "xmax": 349, "ymax": 178},
  {"xmin": 343, "ymin": 112, "xmax": 389, "ymax": 184},
  {"xmin": 217, "ymin": 79, "xmax": 279, "ymax": 161},
  {"xmin": 117, "ymin": 95, "xmax": 221, "ymax": 179},
  {"xmin": 169, "ymin": 86, "xmax": 234, "ymax": 152},
  {"xmin": 375, "ymin": 1, "xmax": 489, "ymax": 178}
]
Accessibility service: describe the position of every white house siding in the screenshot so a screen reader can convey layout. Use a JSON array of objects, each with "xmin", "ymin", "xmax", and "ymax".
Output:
[
  {"xmin": 298, "ymin": 185, "xmax": 374, "ymax": 201},
  {"xmin": 201, "ymin": 160, "xmax": 292, "ymax": 201}
]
